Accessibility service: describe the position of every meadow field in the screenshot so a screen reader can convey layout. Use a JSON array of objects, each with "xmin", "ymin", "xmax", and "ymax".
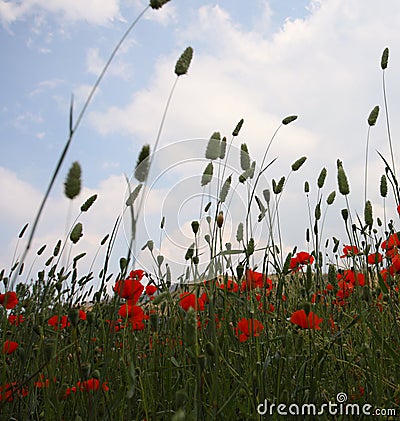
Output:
[{"xmin": 1, "ymin": 2, "xmax": 399, "ymax": 420}]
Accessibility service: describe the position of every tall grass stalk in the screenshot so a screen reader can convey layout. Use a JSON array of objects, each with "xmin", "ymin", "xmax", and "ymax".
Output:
[{"xmin": 11, "ymin": 5, "xmax": 151, "ymax": 289}]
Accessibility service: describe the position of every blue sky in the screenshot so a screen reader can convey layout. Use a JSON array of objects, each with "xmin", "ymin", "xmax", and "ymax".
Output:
[{"xmin": 1, "ymin": 0, "xmax": 400, "ymax": 287}]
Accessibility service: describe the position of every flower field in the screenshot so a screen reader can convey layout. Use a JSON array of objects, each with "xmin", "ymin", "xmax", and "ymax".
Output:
[{"xmin": 1, "ymin": 2, "xmax": 400, "ymax": 420}]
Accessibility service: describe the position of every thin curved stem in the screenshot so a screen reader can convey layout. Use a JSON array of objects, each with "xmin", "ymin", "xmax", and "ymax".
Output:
[{"xmin": 11, "ymin": 7, "xmax": 150, "ymax": 287}]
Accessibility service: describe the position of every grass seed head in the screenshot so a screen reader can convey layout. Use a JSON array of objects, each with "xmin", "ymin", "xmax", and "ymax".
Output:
[
  {"xmin": 175, "ymin": 46, "xmax": 194, "ymax": 76},
  {"xmin": 64, "ymin": 161, "xmax": 81, "ymax": 200}
]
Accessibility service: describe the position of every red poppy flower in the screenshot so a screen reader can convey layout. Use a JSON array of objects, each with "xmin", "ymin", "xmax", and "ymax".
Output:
[
  {"xmin": 218, "ymin": 279, "xmax": 239, "ymax": 293},
  {"xmin": 64, "ymin": 378, "xmax": 109, "ymax": 399},
  {"xmin": 340, "ymin": 245, "xmax": 360, "ymax": 258},
  {"xmin": 336, "ymin": 280, "xmax": 354, "ymax": 300},
  {"xmin": 0, "ymin": 292, "xmax": 18, "ymax": 309},
  {"xmin": 389, "ymin": 254, "xmax": 400, "ymax": 275},
  {"xmin": 77, "ymin": 378, "xmax": 100, "ymax": 392},
  {"xmin": 3, "ymin": 340, "xmax": 18, "ymax": 355},
  {"xmin": 48, "ymin": 315, "xmax": 70, "ymax": 330},
  {"xmin": 381, "ymin": 233, "xmax": 400, "ymax": 251},
  {"xmin": 34, "ymin": 374, "xmax": 54, "ymax": 388},
  {"xmin": 8, "ymin": 314, "xmax": 25, "ymax": 326},
  {"xmin": 242, "ymin": 270, "xmax": 273, "ymax": 292},
  {"xmin": 145, "ymin": 285, "xmax": 157, "ymax": 296},
  {"xmin": 113, "ymin": 278, "xmax": 144, "ymax": 302},
  {"xmin": 290, "ymin": 310, "xmax": 322, "ymax": 330},
  {"xmin": 367, "ymin": 252, "xmax": 383, "ymax": 265},
  {"xmin": 179, "ymin": 292, "xmax": 205, "ymax": 311},
  {"xmin": 106, "ymin": 318, "xmax": 125, "ymax": 332},
  {"xmin": 337, "ymin": 270, "xmax": 365, "ymax": 287},
  {"xmin": 290, "ymin": 252, "xmax": 314, "ymax": 270},
  {"xmin": 118, "ymin": 304, "xmax": 148, "ymax": 331},
  {"xmin": 129, "ymin": 269, "xmax": 145, "ymax": 280},
  {"xmin": 235, "ymin": 317, "xmax": 264, "ymax": 342},
  {"xmin": 0, "ymin": 382, "xmax": 28, "ymax": 402}
]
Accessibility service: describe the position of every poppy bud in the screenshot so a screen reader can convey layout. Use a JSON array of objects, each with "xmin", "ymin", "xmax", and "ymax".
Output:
[
  {"xmin": 263, "ymin": 189, "xmax": 271, "ymax": 204},
  {"xmin": 216, "ymin": 212, "xmax": 224, "ymax": 228},
  {"xmin": 191, "ymin": 221, "xmax": 200, "ymax": 235},
  {"xmin": 147, "ymin": 240, "xmax": 154, "ymax": 252}
]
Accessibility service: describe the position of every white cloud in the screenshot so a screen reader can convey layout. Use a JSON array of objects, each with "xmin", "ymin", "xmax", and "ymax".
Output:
[
  {"xmin": 86, "ymin": 47, "xmax": 132, "ymax": 80},
  {"xmin": 0, "ymin": 0, "xmax": 122, "ymax": 26},
  {"xmin": 29, "ymin": 78, "xmax": 65, "ymax": 97},
  {"xmin": 86, "ymin": 0, "xmax": 400, "ymax": 265},
  {"xmin": 0, "ymin": 167, "xmax": 133, "ymax": 292},
  {"xmin": 4, "ymin": 0, "xmax": 400, "ymax": 286}
]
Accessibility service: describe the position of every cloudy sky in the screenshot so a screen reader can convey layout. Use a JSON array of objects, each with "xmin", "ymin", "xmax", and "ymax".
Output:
[{"xmin": 1, "ymin": 0, "xmax": 400, "ymax": 290}]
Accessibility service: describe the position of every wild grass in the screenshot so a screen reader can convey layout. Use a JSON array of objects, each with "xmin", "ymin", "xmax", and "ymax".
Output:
[{"xmin": 1, "ymin": 3, "xmax": 399, "ymax": 420}]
